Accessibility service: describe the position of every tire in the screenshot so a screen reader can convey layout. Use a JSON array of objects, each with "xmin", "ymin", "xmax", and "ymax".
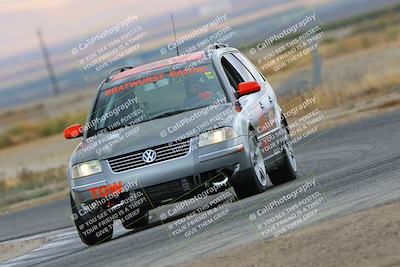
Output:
[
  {"xmin": 233, "ymin": 131, "xmax": 269, "ymax": 199},
  {"xmin": 269, "ymin": 122, "xmax": 297, "ymax": 185},
  {"xmin": 121, "ymin": 206, "xmax": 149, "ymax": 230},
  {"xmin": 70, "ymin": 194, "xmax": 113, "ymax": 246}
]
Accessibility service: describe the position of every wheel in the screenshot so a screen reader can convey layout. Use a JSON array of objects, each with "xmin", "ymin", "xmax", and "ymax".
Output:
[
  {"xmin": 269, "ymin": 122, "xmax": 297, "ymax": 185},
  {"xmin": 233, "ymin": 131, "xmax": 269, "ymax": 199},
  {"xmin": 121, "ymin": 206, "xmax": 149, "ymax": 230},
  {"xmin": 70, "ymin": 194, "xmax": 113, "ymax": 246}
]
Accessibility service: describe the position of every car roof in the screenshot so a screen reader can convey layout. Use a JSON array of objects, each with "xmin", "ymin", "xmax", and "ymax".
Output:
[{"xmin": 110, "ymin": 51, "xmax": 206, "ymax": 82}]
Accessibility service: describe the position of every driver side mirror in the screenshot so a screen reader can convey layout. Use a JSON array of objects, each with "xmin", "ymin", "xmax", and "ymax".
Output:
[
  {"xmin": 64, "ymin": 124, "xmax": 83, "ymax": 139},
  {"xmin": 237, "ymin": 81, "xmax": 261, "ymax": 97}
]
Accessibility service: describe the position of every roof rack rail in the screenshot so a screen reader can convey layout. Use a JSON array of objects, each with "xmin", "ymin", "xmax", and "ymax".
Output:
[
  {"xmin": 204, "ymin": 43, "xmax": 229, "ymax": 55},
  {"xmin": 212, "ymin": 43, "xmax": 228, "ymax": 49},
  {"xmin": 105, "ymin": 66, "xmax": 133, "ymax": 82}
]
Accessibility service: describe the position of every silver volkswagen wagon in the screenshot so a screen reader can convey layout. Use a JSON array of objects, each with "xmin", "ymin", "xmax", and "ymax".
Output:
[{"xmin": 64, "ymin": 45, "xmax": 297, "ymax": 245}]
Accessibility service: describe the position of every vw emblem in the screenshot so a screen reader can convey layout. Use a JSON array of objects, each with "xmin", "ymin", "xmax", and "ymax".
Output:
[{"xmin": 142, "ymin": 149, "xmax": 157, "ymax": 163}]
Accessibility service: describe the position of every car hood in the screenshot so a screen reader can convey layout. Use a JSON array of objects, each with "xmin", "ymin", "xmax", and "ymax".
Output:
[{"xmin": 72, "ymin": 103, "xmax": 236, "ymax": 164}]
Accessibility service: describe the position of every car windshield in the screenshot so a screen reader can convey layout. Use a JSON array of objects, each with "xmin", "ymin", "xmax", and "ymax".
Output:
[{"xmin": 86, "ymin": 63, "xmax": 227, "ymax": 137}]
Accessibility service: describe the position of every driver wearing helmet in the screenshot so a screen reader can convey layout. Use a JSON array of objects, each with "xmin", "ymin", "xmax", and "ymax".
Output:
[{"xmin": 184, "ymin": 73, "xmax": 214, "ymax": 106}]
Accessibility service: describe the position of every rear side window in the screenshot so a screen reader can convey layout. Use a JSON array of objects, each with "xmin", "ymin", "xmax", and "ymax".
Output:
[
  {"xmin": 221, "ymin": 54, "xmax": 255, "ymax": 91},
  {"xmin": 233, "ymin": 52, "xmax": 266, "ymax": 84}
]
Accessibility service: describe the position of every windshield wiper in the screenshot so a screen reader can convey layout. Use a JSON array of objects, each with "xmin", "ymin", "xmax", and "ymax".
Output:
[
  {"xmin": 90, "ymin": 127, "xmax": 109, "ymax": 136},
  {"xmin": 91, "ymin": 124, "xmax": 130, "ymax": 136},
  {"xmin": 150, "ymin": 110, "xmax": 185, "ymax": 120},
  {"xmin": 150, "ymin": 106, "xmax": 209, "ymax": 121},
  {"xmin": 107, "ymin": 124, "xmax": 131, "ymax": 132}
]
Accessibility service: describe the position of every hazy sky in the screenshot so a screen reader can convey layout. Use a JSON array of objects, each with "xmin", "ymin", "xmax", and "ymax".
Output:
[{"xmin": 0, "ymin": 0, "xmax": 218, "ymax": 58}]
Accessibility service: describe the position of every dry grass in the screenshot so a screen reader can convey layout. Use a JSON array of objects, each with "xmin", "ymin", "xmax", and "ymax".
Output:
[
  {"xmin": 0, "ymin": 166, "xmax": 68, "ymax": 212},
  {"xmin": 264, "ymin": 5, "xmax": 400, "ymax": 115},
  {"xmin": 317, "ymin": 74, "xmax": 399, "ymax": 109},
  {"xmin": 0, "ymin": 112, "xmax": 86, "ymax": 149},
  {"xmin": 320, "ymin": 6, "xmax": 400, "ymax": 58},
  {"xmin": 320, "ymin": 26, "xmax": 400, "ymax": 59},
  {"xmin": 15, "ymin": 167, "xmax": 66, "ymax": 190},
  {"xmin": 258, "ymin": 5, "xmax": 400, "ymax": 77},
  {"xmin": 279, "ymin": 72, "xmax": 400, "ymax": 112}
]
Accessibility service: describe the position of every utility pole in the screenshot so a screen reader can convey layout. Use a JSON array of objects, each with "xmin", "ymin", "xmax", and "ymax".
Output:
[
  {"xmin": 311, "ymin": 48, "xmax": 322, "ymax": 88},
  {"xmin": 36, "ymin": 29, "xmax": 60, "ymax": 96},
  {"xmin": 170, "ymin": 14, "xmax": 179, "ymax": 56}
]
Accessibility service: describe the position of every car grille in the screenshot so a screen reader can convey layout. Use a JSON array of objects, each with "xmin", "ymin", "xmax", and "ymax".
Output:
[
  {"xmin": 143, "ymin": 177, "xmax": 192, "ymax": 205},
  {"xmin": 107, "ymin": 138, "xmax": 191, "ymax": 173}
]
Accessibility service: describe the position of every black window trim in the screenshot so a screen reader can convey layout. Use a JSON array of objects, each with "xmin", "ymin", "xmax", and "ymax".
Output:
[{"xmin": 231, "ymin": 52, "xmax": 267, "ymax": 86}]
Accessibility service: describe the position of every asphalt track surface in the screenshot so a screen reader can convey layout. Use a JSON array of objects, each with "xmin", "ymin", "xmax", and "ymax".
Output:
[{"xmin": 1, "ymin": 110, "xmax": 400, "ymax": 267}]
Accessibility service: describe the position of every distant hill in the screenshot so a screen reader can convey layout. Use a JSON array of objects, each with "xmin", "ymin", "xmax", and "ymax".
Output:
[{"xmin": 1, "ymin": 0, "xmax": 399, "ymax": 109}]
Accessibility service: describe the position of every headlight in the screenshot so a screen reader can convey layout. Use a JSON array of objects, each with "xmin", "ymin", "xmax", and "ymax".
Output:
[
  {"xmin": 198, "ymin": 127, "xmax": 238, "ymax": 147},
  {"xmin": 71, "ymin": 160, "xmax": 102, "ymax": 178}
]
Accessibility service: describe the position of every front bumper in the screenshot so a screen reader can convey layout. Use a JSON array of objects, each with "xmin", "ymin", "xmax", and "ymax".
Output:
[{"xmin": 70, "ymin": 136, "xmax": 251, "ymax": 204}]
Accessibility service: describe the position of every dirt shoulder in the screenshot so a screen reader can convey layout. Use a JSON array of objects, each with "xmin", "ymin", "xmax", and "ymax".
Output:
[
  {"xmin": 179, "ymin": 200, "xmax": 400, "ymax": 267},
  {"xmin": 0, "ymin": 237, "xmax": 49, "ymax": 263}
]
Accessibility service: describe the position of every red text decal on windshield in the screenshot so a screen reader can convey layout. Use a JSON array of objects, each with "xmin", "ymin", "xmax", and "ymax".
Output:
[
  {"xmin": 105, "ymin": 73, "xmax": 164, "ymax": 96},
  {"xmin": 104, "ymin": 66, "xmax": 209, "ymax": 97},
  {"xmin": 169, "ymin": 66, "xmax": 208, "ymax": 77}
]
